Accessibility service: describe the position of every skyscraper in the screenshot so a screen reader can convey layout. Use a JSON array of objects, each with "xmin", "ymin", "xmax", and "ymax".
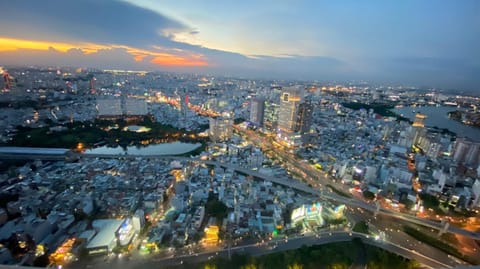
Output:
[
  {"xmin": 209, "ymin": 117, "xmax": 233, "ymax": 142},
  {"xmin": 2, "ymin": 72, "xmax": 10, "ymax": 91},
  {"xmin": 264, "ymin": 101, "xmax": 279, "ymax": 131},
  {"xmin": 249, "ymin": 97, "xmax": 265, "ymax": 127},
  {"xmin": 277, "ymin": 86, "xmax": 304, "ymax": 133},
  {"xmin": 295, "ymin": 100, "xmax": 313, "ymax": 133},
  {"xmin": 453, "ymin": 138, "xmax": 480, "ymax": 167}
]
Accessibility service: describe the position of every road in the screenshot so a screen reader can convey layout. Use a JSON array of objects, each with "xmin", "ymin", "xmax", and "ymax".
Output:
[{"xmin": 68, "ymin": 231, "xmax": 457, "ymax": 269}]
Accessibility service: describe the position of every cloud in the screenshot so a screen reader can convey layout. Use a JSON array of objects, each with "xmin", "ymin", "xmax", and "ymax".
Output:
[
  {"xmin": 363, "ymin": 56, "xmax": 480, "ymax": 90},
  {"xmin": 0, "ymin": 0, "xmax": 187, "ymax": 49},
  {"xmin": 197, "ymin": 48, "xmax": 347, "ymax": 80},
  {"xmin": 0, "ymin": 37, "xmax": 208, "ymax": 68},
  {"xmin": 0, "ymin": 0, "xmax": 478, "ymax": 91}
]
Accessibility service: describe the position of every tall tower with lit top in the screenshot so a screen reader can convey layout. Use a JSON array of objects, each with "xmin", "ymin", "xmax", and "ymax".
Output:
[{"xmin": 278, "ymin": 86, "xmax": 304, "ymax": 132}]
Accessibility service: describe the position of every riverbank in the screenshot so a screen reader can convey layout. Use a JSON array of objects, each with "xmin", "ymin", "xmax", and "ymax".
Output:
[
  {"xmin": 448, "ymin": 110, "xmax": 480, "ymax": 129},
  {"xmin": 392, "ymin": 106, "xmax": 480, "ymax": 142}
]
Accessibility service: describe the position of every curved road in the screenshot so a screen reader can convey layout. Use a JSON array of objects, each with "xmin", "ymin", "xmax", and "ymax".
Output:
[{"xmin": 69, "ymin": 231, "xmax": 454, "ymax": 269}]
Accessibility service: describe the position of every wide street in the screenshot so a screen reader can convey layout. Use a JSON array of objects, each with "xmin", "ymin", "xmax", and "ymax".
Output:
[{"xmin": 70, "ymin": 231, "xmax": 460, "ymax": 269}]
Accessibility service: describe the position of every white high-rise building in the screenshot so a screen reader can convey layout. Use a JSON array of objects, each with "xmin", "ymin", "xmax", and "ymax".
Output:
[{"xmin": 277, "ymin": 86, "xmax": 304, "ymax": 133}]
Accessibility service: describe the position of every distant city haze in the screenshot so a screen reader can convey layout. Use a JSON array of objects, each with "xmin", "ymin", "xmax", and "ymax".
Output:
[{"xmin": 0, "ymin": 0, "xmax": 479, "ymax": 91}]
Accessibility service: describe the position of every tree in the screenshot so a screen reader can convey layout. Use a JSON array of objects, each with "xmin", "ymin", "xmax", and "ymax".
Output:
[
  {"xmin": 363, "ymin": 191, "xmax": 375, "ymax": 200},
  {"xmin": 33, "ymin": 254, "xmax": 49, "ymax": 267},
  {"xmin": 206, "ymin": 199, "xmax": 228, "ymax": 220},
  {"xmin": 352, "ymin": 221, "xmax": 369, "ymax": 234},
  {"xmin": 419, "ymin": 193, "xmax": 439, "ymax": 208}
]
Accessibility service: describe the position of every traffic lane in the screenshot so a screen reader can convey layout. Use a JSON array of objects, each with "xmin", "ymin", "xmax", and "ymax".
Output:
[
  {"xmin": 371, "ymin": 215, "xmax": 468, "ymax": 267},
  {"xmin": 386, "ymin": 230, "xmax": 463, "ymax": 268},
  {"xmin": 70, "ymin": 232, "xmax": 452, "ymax": 269}
]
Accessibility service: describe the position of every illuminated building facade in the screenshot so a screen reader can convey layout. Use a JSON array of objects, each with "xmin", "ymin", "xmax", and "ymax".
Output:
[
  {"xmin": 209, "ymin": 117, "xmax": 233, "ymax": 142},
  {"xmin": 278, "ymin": 86, "xmax": 304, "ymax": 133},
  {"xmin": 49, "ymin": 238, "xmax": 77, "ymax": 267},
  {"xmin": 86, "ymin": 218, "xmax": 135, "ymax": 256},
  {"xmin": 264, "ymin": 101, "xmax": 279, "ymax": 131},
  {"xmin": 117, "ymin": 218, "xmax": 135, "ymax": 246},
  {"xmin": 291, "ymin": 202, "xmax": 324, "ymax": 227},
  {"xmin": 203, "ymin": 225, "xmax": 219, "ymax": 245}
]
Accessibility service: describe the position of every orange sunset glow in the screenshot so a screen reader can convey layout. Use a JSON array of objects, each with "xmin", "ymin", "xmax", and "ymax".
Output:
[{"xmin": 0, "ymin": 37, "xmax": 208, "ymax": 67}]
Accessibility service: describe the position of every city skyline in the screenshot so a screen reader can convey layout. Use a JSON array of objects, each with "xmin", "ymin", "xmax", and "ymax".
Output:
[
  {"xmin": 0, "ymin": 0, "xmax": 479, "ymax": 91},
  {"xmin": 0, "ymin": 66, "xmax": 480, "ymax": 267}
]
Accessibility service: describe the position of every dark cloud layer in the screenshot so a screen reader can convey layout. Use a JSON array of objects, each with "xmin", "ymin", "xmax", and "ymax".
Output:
[{"xmin": 0, "ymin": 0, "xmax": 185, "ymax": 48}]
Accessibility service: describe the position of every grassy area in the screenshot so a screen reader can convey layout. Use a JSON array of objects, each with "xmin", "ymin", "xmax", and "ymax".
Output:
[
  {"xmin": 6, "ymin": 117, "xmax": 208, "ymax": 153},
  {"xmin": 164, "ymin": 239, "xmax": 421, "ymax": 269},
  {"xmin": 403, "ymin": 226, "xmax": 478, "ymax": 265},
  {"xmin": 352, "ymin": 221, "xmax": 370, "ymax": 234}
]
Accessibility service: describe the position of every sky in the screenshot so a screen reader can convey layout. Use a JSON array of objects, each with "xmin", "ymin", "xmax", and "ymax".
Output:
[{"xmin": 0, "ymin": 0, "xmax": 479, "ymax": 91}]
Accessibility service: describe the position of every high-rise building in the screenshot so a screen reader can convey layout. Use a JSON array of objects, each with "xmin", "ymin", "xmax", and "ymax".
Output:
[
  {"xmin": 249, "ymin": 97, "xmax": 265, "ymax": 127},
  {"xmin": 175, "ymin": 88, "xmax": 189, "ymax": 120},
  {"xmin": 278, "ymin": 86, "xmax": 304, "ymax": 133},
  {"xmin": 295, "ymin": 100, "xmax": 313, "ymax": 133},
  {"xmin": 2, "ymin": 72, "xmax": 11, "ymax": 91},
  {"xmin": 452, "ymin": 138, "xmax": 480, "ymax": 167},
  {"xmin": 264, "ymin": 101, "xmax": 279, "ymax": 131},
  {"xmin": 89, "ymin": 77, "xmax": 96, "ymax": 94},
  {"xmin": 209, "ymin": 117, "xmax": 233, "ymax": 142},
  {"xmin": 465, "ymin": 142, "xmax": 480, "ymax": 167}
]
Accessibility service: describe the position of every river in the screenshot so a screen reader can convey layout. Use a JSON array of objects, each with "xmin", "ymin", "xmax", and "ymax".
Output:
[
  {"xmin": 391, "ymin": 106, "xmax": 480, "ymax": 142},
  {"xmin": 85, "ymin": 141, "xmax": 202, "ymax": 156}
]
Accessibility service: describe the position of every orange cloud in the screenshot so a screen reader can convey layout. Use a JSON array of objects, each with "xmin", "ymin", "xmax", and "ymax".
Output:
[
  {"xmin": 151, "ymin": 55, "xmax": 208, "ymax": 67},
  {"xmin": 122, "ymin": 46, "xmax": 208, "ymax": 67},
  {"xmin": 0, "ymin": 37, "xmax": 208, "ymax": 67},
  {"xmin": 0, "ymin": 37, "xmax": 110, "ymax": 53}
]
